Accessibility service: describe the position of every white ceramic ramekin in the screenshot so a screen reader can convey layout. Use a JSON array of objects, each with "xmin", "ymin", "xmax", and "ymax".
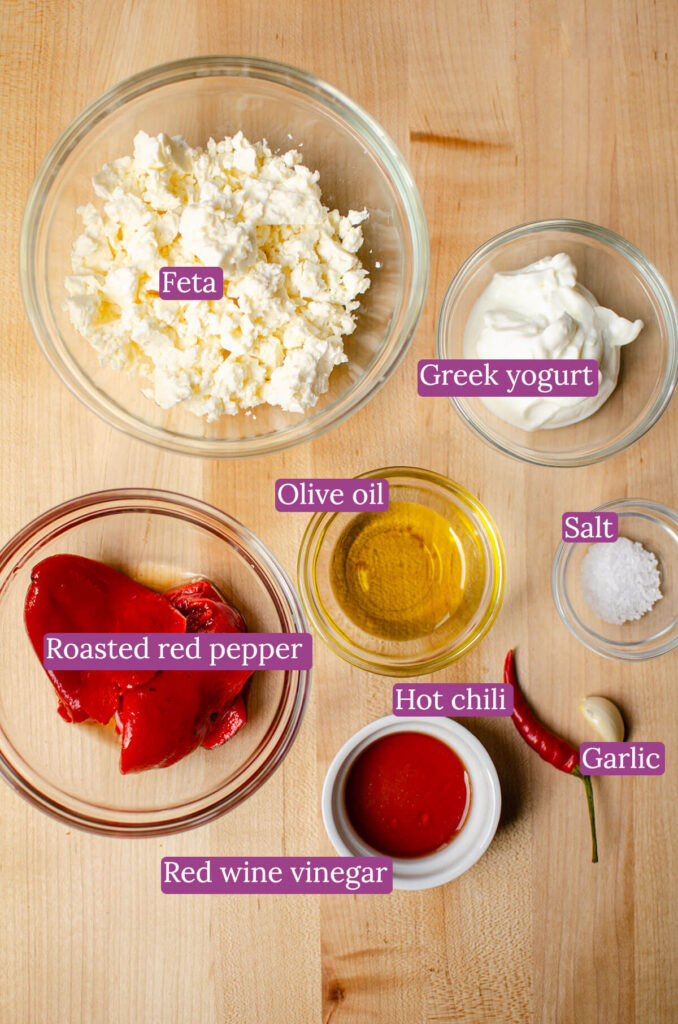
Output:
[{"xmin": 322, "ymin": 715, "xmax": 501, "ymax": 890}]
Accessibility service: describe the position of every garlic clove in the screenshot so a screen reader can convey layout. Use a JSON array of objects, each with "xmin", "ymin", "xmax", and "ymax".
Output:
[{"xmin": 580, "ymin": 696, "xmax": 625, "ymax": 742}]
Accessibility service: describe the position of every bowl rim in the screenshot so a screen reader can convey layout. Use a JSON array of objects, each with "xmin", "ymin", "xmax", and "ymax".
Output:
[
  {"xmin": 321, "ymin": 715, "xmax": 502, "ymax": 890},
  {"xmin": 437, "ymin": 217, "xmax": 678, "ymax": 468},
  {"xmin": 552, "ymin": 496, "xmax": 678, "ymax": 660},
  {"xmin": 0, "ymin": 487, "xmax": 312, "ymax": 836},
  {"xmin": 297, "ymin": 465, "xmax": 505, "ymax": 675},
  {"xmin": 19, "ymin": 54, "xmax": 430, "ymax": 458}
]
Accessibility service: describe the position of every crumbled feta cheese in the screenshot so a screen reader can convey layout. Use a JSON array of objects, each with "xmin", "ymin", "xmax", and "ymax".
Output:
[
  {"xmin": 64, "ymin": 130, "xmax": 370, "ymax": 420},
  {"xmin": 179, "ymin": 203, "xmax": 256, "ymax": 277}
]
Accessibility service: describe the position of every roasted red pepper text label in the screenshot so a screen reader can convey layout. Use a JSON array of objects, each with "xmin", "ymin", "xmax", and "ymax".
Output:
[{"xmin": 43, "ymin": 632, "xmax": 313, "ymax": 671}]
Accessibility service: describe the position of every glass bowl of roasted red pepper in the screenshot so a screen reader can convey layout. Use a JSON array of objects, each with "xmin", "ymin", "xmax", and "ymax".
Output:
[{"xmin": 0, "ymin": 489, "xmax": 311, "ymax": 835}]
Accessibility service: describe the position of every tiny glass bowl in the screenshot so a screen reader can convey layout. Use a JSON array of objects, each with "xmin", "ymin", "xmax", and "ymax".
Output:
[
  {"xmin": 0, "ymin": 489, "xmax": 311, "ymax": 835},
  {"xmin": 297, "ymin": 467, "xmax": 505, "ymax": 676},
  {"xmin": 437, "ymin": 219, "xmax": 678, "ymax": 468},
  {"xmin": 322, "ymin": 715, "xmax": 501, "ymax": 890},
  {"xmin": 552, "ymin": 498, "xmax": 678, "ymax": 660},
  {"xmin": 20, "ymin": 56, "xmax": 429, "ymax": 458}
]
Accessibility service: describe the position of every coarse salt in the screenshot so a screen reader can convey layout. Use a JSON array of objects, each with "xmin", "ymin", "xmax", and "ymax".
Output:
[{"xmin": 579, "ymin": 536, "xmax": 662, "ymax": 625}]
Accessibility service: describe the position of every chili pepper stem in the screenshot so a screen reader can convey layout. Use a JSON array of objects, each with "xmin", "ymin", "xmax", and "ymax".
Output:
[{"xmin": 573, "ymin": 766, "xmax": 598, "ymax": 864}]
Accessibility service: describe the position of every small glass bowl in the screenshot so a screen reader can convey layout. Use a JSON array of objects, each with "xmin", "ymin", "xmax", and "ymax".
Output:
[
  {"xmin": 552, "ymin": 499, "xmax": 678, "ymax": 660},
  {"xmin": 297, "ymin": 467, "xmax": 504, "ymax": 676},
  {"xmin": 20, "ymin": 56, "xmax": 429, "ymax": 458},
  {"xmin": 322, "ymin": 716, "xmax": 501, "ymax": 890},
  {"xmin": 0, "ymin": 489, "xmax": 311, "ymax": 835},
  {"xmin": 438, "ymin": 219, "xmax": 678, "ymax": 468}
]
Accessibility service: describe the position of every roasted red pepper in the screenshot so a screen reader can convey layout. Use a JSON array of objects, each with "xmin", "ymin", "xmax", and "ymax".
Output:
[
  {"xmin": 504, "ymin": 649, "xmax": 598, "ymax": 863},
  {"xmin": 202, "ymin": 693, "xmax": 247, "ymax": 750},
  {"xmin": 24, "ymin": 554, "xmax": 185, "ymax": 723},
  {"xmin": 118, "ymin": 579, "xmax": 252, "ymax": 773},
  {"xmin": 164, "ymin": 579, "xmax": 251, "ymax": 748},
  {"xmin": 163, "ymin": 578, "xmax": 246, "ymax": 633},
  {"xmin": 119, "ymin": 669, "xmax": 229, "ymax": 772},
  {"xmin": 25, "ymin": 557, "xmax": 252, "ymax": 773}
]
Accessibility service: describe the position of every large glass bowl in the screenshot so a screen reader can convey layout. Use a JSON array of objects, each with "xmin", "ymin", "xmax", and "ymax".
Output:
[
  {"xmin": 0, "ymin": 490, "xmax": 311, "ymax": 835},
  {"xmin": 437, "ymin": 220, "xmax": 678, "ymax": 467},
  {"xmin": 20, "ymin": 56, "xmax": 429, "ymax": 457}
]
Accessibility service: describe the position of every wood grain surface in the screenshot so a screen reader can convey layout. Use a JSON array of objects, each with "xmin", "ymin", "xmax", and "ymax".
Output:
[{"xmin": 2, "ymin": 2, "xmax": 677, "ymax": 1022}]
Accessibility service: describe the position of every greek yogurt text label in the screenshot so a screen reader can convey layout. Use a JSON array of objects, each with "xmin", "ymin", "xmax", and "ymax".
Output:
[
  {"xmin": 562, "ymin": 512, "xmax": 619, "ymax": 542},
  {"xmin": 418, "ymin": 359, "xmax": 599, "ymax": 397},
  {"xmin": 159, "ymin": 266, "xmax": 223, "ymax": 299},
  {"xmin": 580, "ymin": 742, "xmax": 665, "ymax": 775},
  {"xmin": 161, "ymin": 857, "xmax": 392, "ymax": 894},
  {"xmin": 393, "ymin": 683, "xmax": 513, "ymax": 717},
  {"xmin": 275, "ymin": 478, "xmax": 389, "ymax": 512}
]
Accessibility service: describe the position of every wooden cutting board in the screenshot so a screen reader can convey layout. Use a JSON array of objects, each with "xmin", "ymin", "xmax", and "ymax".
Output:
[{"xmin": 2, "ymin": 1, "xmax": 676, "ymax": 1021}]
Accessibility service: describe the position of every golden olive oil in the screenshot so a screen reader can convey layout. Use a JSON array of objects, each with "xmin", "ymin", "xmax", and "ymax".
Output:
[{"xmin": 330, "ymin": 501, "xmax": 475, "ymax": 641}]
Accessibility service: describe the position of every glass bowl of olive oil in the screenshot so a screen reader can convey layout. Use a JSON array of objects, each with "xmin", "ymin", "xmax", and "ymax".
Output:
[{"xmin": 297, "ymin": 467, "xmax": 505, "ymax": 676}]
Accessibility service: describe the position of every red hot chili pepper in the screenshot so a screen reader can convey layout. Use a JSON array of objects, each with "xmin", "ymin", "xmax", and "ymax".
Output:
[{"xmin": 504, "ymin": 649, "xmax": 598, "ymax": 863}]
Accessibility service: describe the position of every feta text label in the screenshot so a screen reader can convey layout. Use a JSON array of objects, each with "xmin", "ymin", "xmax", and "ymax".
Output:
[
  {"xmin": 160, "ymin": 266, "xmax": 223, "ymax": 299},
  {"xmin": 418, "ymin": 359, "xmax": 599, "ymax": 397},
  {"xmin": 275, "ymin": 478, "xmax": 389, "ymax": 512},
  {"xmin": 562, "ymin": 512, "xmax": 618, "ymax": 542}
]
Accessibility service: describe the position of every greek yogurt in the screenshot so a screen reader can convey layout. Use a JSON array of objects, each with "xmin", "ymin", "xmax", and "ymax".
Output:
[{"xmin": 462, "ymin": 253, "xmax": 643, "ymax": 430}]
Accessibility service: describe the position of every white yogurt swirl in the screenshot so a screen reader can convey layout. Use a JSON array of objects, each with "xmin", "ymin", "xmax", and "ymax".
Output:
[{"xmin": 462, "ymin": 253, "xmax": 643, "ymax": 430}]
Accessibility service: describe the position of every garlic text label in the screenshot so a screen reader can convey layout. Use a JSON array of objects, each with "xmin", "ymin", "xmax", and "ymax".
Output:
[{"xmin": 580, "ymin": 742, "xmax": 665, "ymax": 775}]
